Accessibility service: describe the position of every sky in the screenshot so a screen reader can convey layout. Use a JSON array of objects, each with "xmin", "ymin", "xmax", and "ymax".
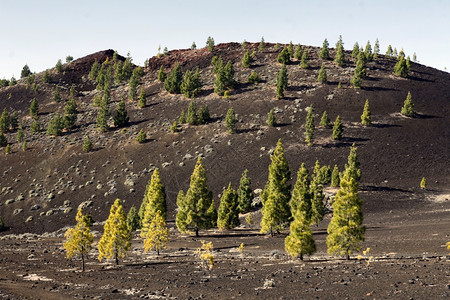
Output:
[{"xmin": 1, "ymin": 0, "xmax": 449, "ymax": 79}]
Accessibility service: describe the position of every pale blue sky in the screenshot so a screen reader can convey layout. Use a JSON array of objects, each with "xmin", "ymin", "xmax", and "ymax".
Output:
[{"xmin": 1, "ymin": 0, "xmax": 449, "ymax": 79}]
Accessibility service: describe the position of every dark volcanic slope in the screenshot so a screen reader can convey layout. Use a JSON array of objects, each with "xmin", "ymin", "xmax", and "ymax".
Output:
[{"xmin": 0, "ymin": 42, "xmax": 449, "ymax": 234}]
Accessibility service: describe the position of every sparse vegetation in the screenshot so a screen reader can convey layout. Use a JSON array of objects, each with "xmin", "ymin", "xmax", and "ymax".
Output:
[
  {"xmin": 401, "ymin": 91, "xmax": 415, "ymax": 117},
  {"xmin": 361, "ymin": 99, "xmax": 371, "ymax": 126},
  {"xmin": 420, "ymin": 177, "xmax": 427, "ymax": 189},
  {"xmin": 136, "ymin": 129, "xmax": 147, "ymax": 143}
]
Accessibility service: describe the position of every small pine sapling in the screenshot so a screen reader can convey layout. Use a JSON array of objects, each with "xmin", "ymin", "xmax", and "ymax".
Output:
[
  {"xmin": 267, "ymin": 109, "xmax": 275, "ymax": 127},
  {"xmin": 420, "ymin": 177, "xmax": 427, "ymax": 189},
  {"xmin": 361, "ymin": 99, "xmax": 371, "ymax": 126},
  {"xmin": 332, "ymin": 115, "xmax": 343, "ymax": 140},
  {"xmin": 136, "ymin": 129, "xmax": 147, "ymax": 143},
  {"xmin": 401, "ymin": 91, "xmax": 415, "ymax": 117},
  {"xmin": 320, "ymin": 111, "xmax": 330, "ymax": 128}
]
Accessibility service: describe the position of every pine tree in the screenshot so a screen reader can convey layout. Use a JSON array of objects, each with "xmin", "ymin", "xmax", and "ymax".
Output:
[
  {"xmin": 30, "ymin": 119, "xmax": 40, "ymax": 133},
  {"xmin": 176, "ymin": 157, "xmax": 216, "ymax": 236},
  {"xmin": 317, "ymin": 63, "xmax": 327, "ymax": 83},
  {"xmin": 138, "ymin": 88, "xmax": 146, "ymax": 108},
  {"xmin": 164, "ymin": 63, "xmax": 183, "ymax": 94},
  {"xmin": 63, "ymin": 209, "xmax": 94, "ymax": 272},
  {"xmin": 326, "ymin": 155, "xmax": 365, "ymax": 259},
  {"xmin": 361, "ymin": 99, "xmax": 371, "ymax": 126},
  {"xmin": 294, "ymin": 44, "xmax": 303, "ymax": 60},
  {"xmin": 30, "ymin": 98, "xmax": 39, "ymax": 119},
  {"xmin": 140, "ymin": 169, "xmax": 166, "ymax": 236},
  {"xmin": 364, "ymin": 41, "xmax": 373, "ymax": 61},
  {"xmin": 21, "ymin": 64, "xmax": 32, "ymax": 78},
  {"xmin": 98, "ymin": 199, "xmax": 131, "ymax": 265},
  {"xmin": 0, "ymin": 134, "xmax": 6, "ymax": 147},
  {"xmin": 46, "ymin": 113, "xmax": 64, "ymax": 136},
  {"xmin": 412, "ymin": 52, "xmax": 417, "ymax": 62},
  {"xmin": 420, "ymin": 177, "xmax": 427, "ymax": 189},
  {"xmin": 157, "ymin": 66, "xmax": 166, "ymax": 82},
  {"xmin": 310, "ymin": 173, "xmax": 325, "ymax": 226},
  {"xmin": 352, "ymin": 42, "xmax": 360, "ymax": 60},
  {"xmin": 186, "ymin": 101, "xmax": 198, "ymax": 125},
  {"xmin": 126, "ymin": 206, "xmax": 140, "ymax": 231},
  {"xmin": 277, "ymin": 47, "xmax": 291, "ymax": 64},
  {"xmin": 332, "ymin": 115, "xmax": 343, "ymax": 140},
  {"xmin": 235, "ymin": 169, "xmax": 253, "ymax": 214},
  {"xmin": 284, "ymin": 207, "xmax": 316, "ymax": 260},
  {"xmin": 276, "ymin": 64, "xmax": 288, "ymax": 99},
  {"xmin": 258, "ymin": 37, "xmax": 265, "ymax": 52},
  {"xmin": 401, "ymin": 91, "xmax": 415, "ymax": 117},
  {"xmin": 181, "ymin": 69, "xmax": 202, "ymax": 98},
  {"xmin": 331, "ymin": 165, "xmax": 340, "ymax": 187},
  {"xmin": 5, "ymin": 144, "xmax": 11, "ymax": 154},
  {"xmin": 319, "ymin": 39, "xmax": 330, "ymax": 60},
  {"xmin": 225, "ymin": 107, "xmax": 237, "ymax": 133},
  {"xmin": 217, "ymin": 183, "xmax": 240, "ymax": 230},
  {"xmin": 406, "ymin": 56, "xmax": 411, "ymax": 71},
  {"xmin": 373, "ymin": 38, "xmax": 380, "ymax": 59},
  {"xmin": 143, "ymin": 211, "xmax": 169, "ymax": 255},
  {"xmin": 247, "ymin": 71, "xmax": 261, "ymax": 84},
  {"xmin": 0, "ymin": 109, "xmax": 9, "ymax": 133},
  {"xmin": 394, "ymin": 55, "xmax": 408, "ymax": 78},
  {"xmin": 260, "ymin": 139, "xmax": 291, "ymax": 235},
  {"xmin": 53, "ymin": 86, "xmax": 62, "ymax": 102},
  {"xmin": 197, "ymin": 105, "xmax": 210, "ymax": 125},
  {"xmin": 386, "ymin": 45, "xmax": 393, "ymax": 57},
  {"xmin": 352, "ymin": 52, "xmax": 366, "ymax": 88},
  {"xmin": 0, "ymin": 216, "xmax": 4, "ymax": 231},
  {"xmin": 334, "ymin": 43, "xmax": 345, "ymax": 67},
  {"xmin": 206, "ymin": 36, "xmax": 215, "ymax": 52},
  {"xmin": 82, "ymin": 136, "xmax": 93, "ymax": 152},
  {"xmin": 55, "ymin": 59, "xmax": 63, "ymax": 73},
  {"xmin": 267, "ymin": 109, "xmax": 275, "ymax": 127},
  {"xmin": 299, "ymin": 50, "xmax": 309, "ymax": 69},
  {"xmin": 96, "ymin": 95, "xmax": 110, "ymax": 132},
  {"xmin": 242, "ymin": 50, "xmax": 252, "ymax": 68},
  {"xmin": 320, "ymin": 110, "xmax": 330, "ymax": 127},
  {"xmin": 191, "ymin": 41, "xmax": 197, "ymax": 50},
  {"xmin": 63, "ymin": 98, "xmax": 77, "ymax": 130},
  {"xmin": 42, "ymin": 70, "xmax": 51, "ymax": 83},
  {"xmin": 16, "ymin": 128, "xmax": 24, "ymax": 143},
  {"xmin": 393, "ymin": 47, "xmax": 398, "ymax": 57},
  {"xmin": 288, "ymin": 41, "xmax": 294, "ymax": 58},
  {"xmin": 136, "ymin": 129, "xmax": 147, "ymax": 143},
  {"xmin": 128, "ymin": 75, "xmax": 137, "ymax": 100},
  {"xmin": 305, "ymin": 105, "xmax": 315, "ymax": 146},
  {"xmin": 289, "ymin": 163, "xmax": 311, "ymax": 221},
  {"xmin": 113, "ymin": 100, "xmax": 129, "ymax": 128}
]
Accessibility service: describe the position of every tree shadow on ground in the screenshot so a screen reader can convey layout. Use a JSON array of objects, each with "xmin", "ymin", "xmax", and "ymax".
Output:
[{"xmin": 361, "ymin": 185, "xmax": 413, "ymax": 193}]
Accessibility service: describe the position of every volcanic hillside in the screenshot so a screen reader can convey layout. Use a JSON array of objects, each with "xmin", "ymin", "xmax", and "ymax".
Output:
[{"xmin": 0, "ymin": 42, "xmax": 449, "ymax": 235}]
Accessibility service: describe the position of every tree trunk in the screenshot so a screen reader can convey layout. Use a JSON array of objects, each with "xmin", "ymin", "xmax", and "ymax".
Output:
[
  {"xmin": 300, "ymin": 253, "xmax": 303, "ymax": 261},
  {"xmin": 346, "ymin": 254, "xmax": 350, "ymax": 260},
  {"xmin": 195, "ymin": 228, "xmax": 199, "ymax": 237},
  {"xmin": 115, "ymin": 252, "xmax": 119, "ymax": 265},
  {"xmin": 81, "ymin": 253, "xmax": 85, "ymax": 272},
  {"xmin": 270, "ymin": 226, "xmax": 273, "ymax": 237},
  {"xmin": 157, "ymin": 249, "xmax": 160, "ymax": 256}
]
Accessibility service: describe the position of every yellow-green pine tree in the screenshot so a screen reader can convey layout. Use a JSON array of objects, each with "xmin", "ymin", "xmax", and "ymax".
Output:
[
  {"xmin": 63, "ymin": 209, "xmax": 94, "ymax": 272},
  {"xmin": 260, "ymin": 139, "xmax": 291, "ymax": 236},
  {"xmin": 420, "ymin": 177, "xmax": 427, "ymax": 189},
  {"xmin": 217, "ymin": 183, "xmax": 240, "ymax": 230},
  {"xmin": 140, "ymin": 169, "xmax": 166, "ymax": 237},
  {"xmin": 361, "ymin": 99, "xmax": 371, "ymax": 126},
  {"xmin": 285, "ymin": 207, "xmax": 316, "ymax": 260},
  {"xmin": 289, "ymin": 163, "xmax": 311, "ymax": 222},
  {"xmin": 98, "ymin": 199, "xmax": 131, "ymax": 265},
  {"xmin": 326, "ymin": 149, "xmax": 365, "ymax": 259},
  {"xmin": 143, "ymin": 211, "xmax": 169, "ymax": 255}
]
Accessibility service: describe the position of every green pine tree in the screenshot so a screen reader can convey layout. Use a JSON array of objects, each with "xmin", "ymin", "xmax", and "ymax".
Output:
[
  {"xmin": 63, "ymin": 98, "xmax": 77, "ymax": 130},
  {"xmin": 164, "ymin": 63, "xmax": 183, "ymax": 94},
  {"xmin": 46, "ymin": 113, "xmax": 64, "ymax": 136},
  {"xmin": 98, "ymin": 199, "xmax": 131, "ymax": 265},
  {"xmin": 225, "ymin": 107, "xmax": 237, "ymax": 133},
  {"xmin": 53, "ymin": 86, "xmax": 62, "ymax": 102},
  {"xmin": 30, "ymin": 98, "xmax": 39, "ymax": 119},
  {"xmin": 332, "ymin": 115, "xmax": 343, "ymax": 140},
  {"xmin": 294, "ymin": 44, "xmax": 303, "ymax": 60},
  {"xmin": 157, "ymin": 66, "xmax": 166, "ymax": 82},
  {"xmin": 260, "ymin": 139, "xmax": 291, "ymax": 235},
  {"xmin": 206, "ymin": 36, "xmax": 215, "ymax": 52},
  {"xmin": 237, "ymin": 169, "xmax": 253, "ymax": 213},
  {"xmin": 63, "ymin": 209, "xmax": 94, "ymax": 272},
  {"xmin": 364, "ymin": 41, "xmax": 373, "ymax": 61},
  {"xmin": 176, "ymin": 158, "xmax": 216, "ymax": 236},
  {"xmin": 0, "ymin": 109, "xmax": 9, "ymax": 133},
  {"xmin": 310, "ymin": 173, "xmax": 325, "ymax": 226},
  {"xmin": 317, "ymin": 63, "xmax": 327, "ymax": 83},
  {"xmin": 334, "ymin": 43, "xmax": 345, "ymax": 67},
  {"xmin": 259, "ymin": 37, "xmax": 265, "ymax": 52},
  {"xmin": 242, "ymin": 50, "xmax": 252, "ymax": 68},
  {"xmin": 284, "ymin": 207, "xmax": 316, "ymax": 260},
  {"xmin": 401, "ymin": 91, "xmax": 415, "ymax": 117},
  {"xmin": 320, "ymin": 111, "xmax": 330, "ymax": 128},
  {"xmin": 0, "ymin": 134, "xmax": 7, "ymax": 147},
  {"xmin": 288, "ymin": 41, "xmax": 294, "ymax": 58},
  {"xmin": 319, "ymin": 39, "xmax": 330, "ymax": 60},
  {"xmin": 82, "ymin": 136, "xmax": 93, "ymax": 152},
  {"xmin": 305, "ymin": 105, "xmax": 315, "ymax": 146},
  {"xmin": 373, "ymin": 38, "xmax": 380, "ymax": 58},
  {"xmin": 361, "ymin": 99, "xmax": 371, "ymax": 126},
  {"xmin": 55, "ymin": 59, "xmax": 63, "ymax": 73},
  {"xmin": 277, "ymin": 47, "xmax": 291, "ymax": 64},
  {"xmin": 289, "ymin": 163, "xmax": 311, "ymax": 222},
  {"xmin": 96, "ymin": 95, "xmax": 110, "ymax": 132},
  {"xmin": 352, "ymin": 52, "xmax": 366, "ymax": 88},
  {"xmin": 331, "ymin": 165, "xmax": 340, "ymax": 187},
  {"xmin": 386, "ymin": 45, "xmax": 393, "ymax": 57},
  {"xmin": 326, "ymin": 156, "xmax": 365, "ymax": 259},
  {"xmin": 394, "ymin": 55, "xmax": 408, "ymax": 78},
  {"xmin": 352, "ymin": 42, "xmax": 360, "ymax": 59},
  {"xmin": 267, "ymin": 109, "xmax": 275, "ymax": 127},
  {"xmin": 138, "ymin": 88, "xmax": 146, "ymax": 108},
  {"xmin": 136, "ymin": 129, "xmax": 147, "ymax": 143},
  {"xmin": 113, "ymin": 100, "xmax": 129, "ymax": 128},
  {"xmin": 217, "ymin": 183, "xmax": 240, "ymax": 230},
  {"xmin": 186, "ymin": 101, "xmax": 198, "ymax": 125},
  {"xmin": 126, "ymin": 206, "xmax": 140, "ymax": 231},
  {"xmin": 420, "ymin": 177, "xmax": 427, "ymax": 189},
  {"xmin": 140, "ymin": 169, "xmax": 167, "ymax": 237},
  {"xmin": 299, "ymin": 50, "xmax": 310, "ymax": 69},
  {"xmin": 346, "ymin": 144, "xmax": 361, "ymax": 182},
  {"xmin": 276, "ymin": 64, "xmax": 288, "ymax": 99}
]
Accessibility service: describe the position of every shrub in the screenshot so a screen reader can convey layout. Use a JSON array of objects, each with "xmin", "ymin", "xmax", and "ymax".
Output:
[
  {"xmin": 136, "ymin": 129, "xmax": 147, "ymax": 143},
  {"xmin": 247, "ymin": 71, "xmax": 261, "ymax": 84},
  {"xmin": 83, "ymin": 136, "xmax": 93, "ymax": 152}
]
